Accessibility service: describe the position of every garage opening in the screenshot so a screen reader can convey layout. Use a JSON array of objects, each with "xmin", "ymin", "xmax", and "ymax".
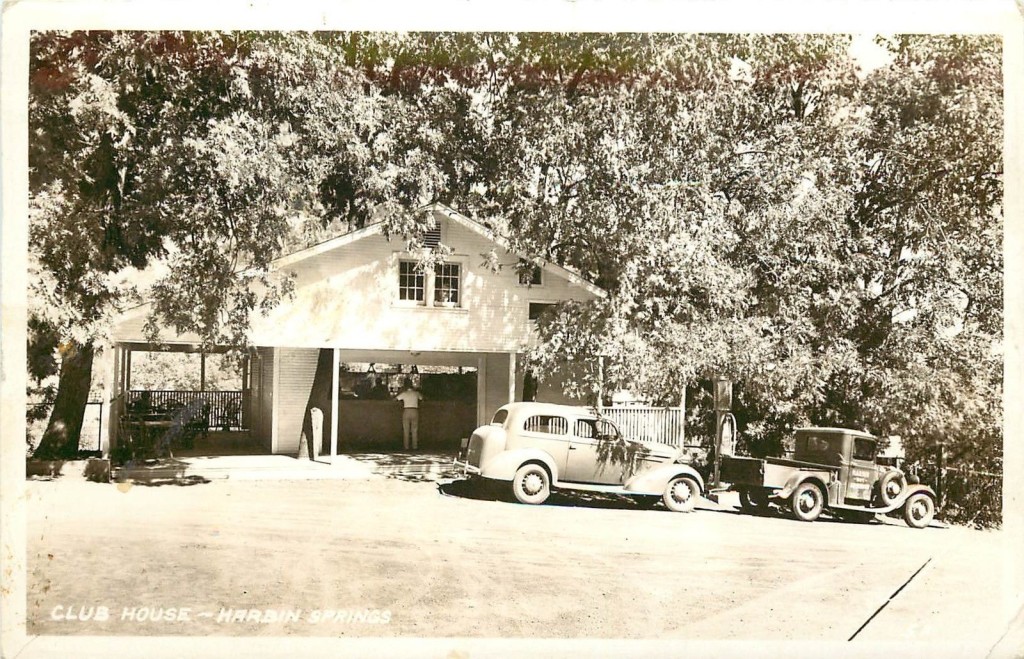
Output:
[{"xmin": 334, "ymin": 362, "xmax": 478, "ymax": 452}]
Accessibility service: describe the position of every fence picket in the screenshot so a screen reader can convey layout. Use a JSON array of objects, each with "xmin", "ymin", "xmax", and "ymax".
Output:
[{"xmin": 601, "ymin": 406, "xmax": 684, "ymax": 447}]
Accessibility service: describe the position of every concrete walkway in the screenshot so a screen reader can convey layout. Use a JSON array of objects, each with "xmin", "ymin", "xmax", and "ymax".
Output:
[{"xmin": 115, "ymin": 451, "xmax": 458, "ymax": 484}]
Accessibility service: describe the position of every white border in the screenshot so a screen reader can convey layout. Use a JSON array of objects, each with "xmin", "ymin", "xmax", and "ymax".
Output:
[{"xmin": 3, "ymin": 2, "xmax": 1022, "ymax": 657}]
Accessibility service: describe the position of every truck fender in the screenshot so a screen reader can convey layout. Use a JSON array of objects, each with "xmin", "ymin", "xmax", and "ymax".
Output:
[
  {"xmin": 875, "ymin": 483, "xmax": 938, "ymax": 514},
  {"xmin": 776, "ymin": 472, "xmax": 830, "ymax": 501},
  {"xmin": 624, "ymin": 464, "xmax": 705, "ymax": 496},
  {"xmin": 479, "ymin": 448, "xmax": 560, "ymax": 484}
]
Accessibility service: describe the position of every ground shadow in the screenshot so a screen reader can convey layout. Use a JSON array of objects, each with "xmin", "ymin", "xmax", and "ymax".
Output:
[
  {"xmin": 127, "ymin": 475, "xmax": 211, "ymax": 487},
  {"xmin": 711, "ymin": 505, "xmax": 886, "ymax": 526},
  {"xmin": 438, "ymin": 478, "xmax": 665, "ymax": 512},
  {"xmin": 115, "ymin": 458, "xmax": 212, "ymax": 487}
]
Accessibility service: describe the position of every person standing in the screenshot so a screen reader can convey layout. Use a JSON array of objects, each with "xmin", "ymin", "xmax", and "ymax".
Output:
[{"xmin": 396, "ymin": 378, "xmax": 423, "ymax": 450}]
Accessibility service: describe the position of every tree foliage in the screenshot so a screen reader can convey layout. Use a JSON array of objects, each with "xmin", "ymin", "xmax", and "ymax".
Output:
[{"xmin": 29, "ymin": 31, "xmax": 1003, "ymax": 528}]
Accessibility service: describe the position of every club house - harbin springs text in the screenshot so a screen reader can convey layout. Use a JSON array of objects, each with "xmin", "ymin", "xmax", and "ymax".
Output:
[{"xmin": 49, "ymin": 604, "xmax": 392, "ymax": 625}]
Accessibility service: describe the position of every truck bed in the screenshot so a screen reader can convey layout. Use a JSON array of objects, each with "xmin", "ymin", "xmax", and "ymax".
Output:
[{"xmin": 721, "ymin": 454, "xmax": 839, "ymax": 489}]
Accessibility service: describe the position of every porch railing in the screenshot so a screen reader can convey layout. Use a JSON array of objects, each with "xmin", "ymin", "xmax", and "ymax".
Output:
[
  {"xmin": 602, "ymin": 406, "xmax": 685, "ymax": 447},
  {"xmin": 126, "ymin": 390, "xmax": 248, "ymax": 430}
]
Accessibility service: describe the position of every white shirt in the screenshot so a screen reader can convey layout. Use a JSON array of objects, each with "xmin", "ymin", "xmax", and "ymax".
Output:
[{"xmin": 396, "ymin": 390, "xmax": 423, "ymax": 409}]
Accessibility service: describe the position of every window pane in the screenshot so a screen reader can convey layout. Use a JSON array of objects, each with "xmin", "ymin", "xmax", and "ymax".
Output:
[
  {"xmin": 518, "ymin": 261, "xmax": 542, "ymax": 285},
  {"xmin": 434, "ymin": 263, "xmax": 461, "ymax": 305},
  {"xmin": 575, "ymin": 419, "xmax": 596, "ymax": 439},
  {"xmin": 529, "ymin": 302, "xmax": 556, "ymax": 321},
  {"xmin": 523, "ymin": 415, "xmax": 568, "ymax": 435},
  {"xmin": 853, "ymin": 438, "xmax": 876, "ymax": 461},
  {"xmin": 399, "ymin": 261, "xmax": 425, "ymax": 303},
  {"xmin": 597, "ymin": 419, "xmax": 620, "ymax": 441}
]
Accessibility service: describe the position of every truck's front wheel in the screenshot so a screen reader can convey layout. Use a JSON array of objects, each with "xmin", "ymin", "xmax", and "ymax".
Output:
[
  {"xmin": 903, "ymin": 492, "xmax": 935, "ymax": 529},
  {"xmin": 791, "ymin": 482, "xmax": 825, "ymax": 522}
]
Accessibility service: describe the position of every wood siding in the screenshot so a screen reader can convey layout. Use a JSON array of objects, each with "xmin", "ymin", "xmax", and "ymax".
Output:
[
  {"xmin": 248, "ymin": 218, "xmax": 597, "ymax": 352},
  {"xmin": 273, "ymin": 347, "xmax": 320, "ymax": 455}
]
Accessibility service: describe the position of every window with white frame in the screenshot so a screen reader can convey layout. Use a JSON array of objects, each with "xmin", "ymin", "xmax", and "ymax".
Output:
[
  {"xmin": 397, "ymin": 258, "xmax": 464, "ymax": 308},
  {"xmin": 434, "ymin": 263, "xmax": 461, "ymax": 306},
  {"xmin": 398, "ymin": 261, "xmax": 426, "ymax": 304}
]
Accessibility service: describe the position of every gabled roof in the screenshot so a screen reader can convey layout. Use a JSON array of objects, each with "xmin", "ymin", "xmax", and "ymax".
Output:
[{"xmin": 272, "ymin": 202, "xmax": 607, "ymax": 299}]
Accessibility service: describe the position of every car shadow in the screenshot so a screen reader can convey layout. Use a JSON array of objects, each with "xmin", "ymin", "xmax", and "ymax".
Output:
[{"xmin": 438, "ymin": 478, "xmax": 670, "ymax": 512}]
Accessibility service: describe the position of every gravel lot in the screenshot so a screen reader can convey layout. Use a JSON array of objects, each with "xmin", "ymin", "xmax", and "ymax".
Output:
[{"xmin": 23, "ymin": 471, "xmax": 1017, "ymax": 651}]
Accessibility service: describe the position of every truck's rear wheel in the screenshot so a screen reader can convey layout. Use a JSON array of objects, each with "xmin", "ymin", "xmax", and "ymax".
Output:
[
  {"xmin": 738, "ymin": 488, "xmax": 770, "ymax": 514},
  {"xmin": 791, "ymin": 482, "xmax": 825, "ymax": 522},
  {"xmin": 903, "ymin": 492, "xmax": 935, "ymax": 529}
]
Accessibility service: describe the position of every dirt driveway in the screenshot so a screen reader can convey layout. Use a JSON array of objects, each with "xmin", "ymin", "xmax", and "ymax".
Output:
[{"xmin": 24, "ymin": 472, "xmax": 1016, "ymax": 649}]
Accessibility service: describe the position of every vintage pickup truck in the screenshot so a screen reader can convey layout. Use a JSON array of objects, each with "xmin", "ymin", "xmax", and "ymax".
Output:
[{"xmin": 719, "ymin": 427, "xmax": 936, "ymax": 529}]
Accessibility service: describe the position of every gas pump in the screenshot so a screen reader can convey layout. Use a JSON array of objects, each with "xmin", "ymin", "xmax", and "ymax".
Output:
[{"xmin": 711, "ymin": 378, "xmax": 736, "ymax": 496}]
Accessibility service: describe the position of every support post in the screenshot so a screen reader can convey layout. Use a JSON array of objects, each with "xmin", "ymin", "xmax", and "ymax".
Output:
[
  {"xmin": 330, "ymin": 348, "xmax": 339, "ymax": 465},
  {"xmin": 679, "ymin": 383, "xmax": 687, "ymax": 447},
  {"xmin": 508, "ymin": 352, "xmax": 517, "ymax": 404},
  {"xmin": 476, "ymin": 355, "xmax": 487, "ymax": 426},
  {"xmin": 124, "ymin": 349, "xmax": 132, "ymax": 393},
  {"xmin": 597, "ymin": 356, "xmax": 604, "ymax": 412},
  {"xmin": 937, "ymin": 442, "xmax": 946, "ymax": 509},
  {"xmin": 200, "ymin": 352, "xmax": 207, "ymax": 392}
]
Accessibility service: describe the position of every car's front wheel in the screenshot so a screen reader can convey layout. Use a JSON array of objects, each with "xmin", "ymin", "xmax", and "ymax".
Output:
[
  {"xmin": 511, "ymin": 463, "xmax": 550, "ymax": 505},
  {"xmin": 663, "ymin": 475, "xmax": 700, "ymax": 513}
]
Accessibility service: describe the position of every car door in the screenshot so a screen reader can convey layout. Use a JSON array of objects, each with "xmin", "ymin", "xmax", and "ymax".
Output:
[
  {"xmin": 563, "ymin": 418, "xmax": 624, "ymax": 485},
  {"xmin": 519, "ymin": 413, "xmax": 571, "ymax": 474}
]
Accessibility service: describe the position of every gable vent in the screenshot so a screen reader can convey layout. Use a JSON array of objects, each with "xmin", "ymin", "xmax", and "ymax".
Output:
[{"xmin": 423, "ymin": 224, "xmax": 441, "ymax": 249}]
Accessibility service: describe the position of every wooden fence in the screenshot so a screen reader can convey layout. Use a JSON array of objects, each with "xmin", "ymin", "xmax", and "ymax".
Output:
[
  {"xmin": 127, "ymin": 390, "xmax": 248, "ymax": 430},
  {"xmin": 601, "ymin": 406, "xmax": 685, "ymax": 447}
]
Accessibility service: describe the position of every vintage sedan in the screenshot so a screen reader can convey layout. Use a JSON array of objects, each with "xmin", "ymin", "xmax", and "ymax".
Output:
[{"xmin": 454, "ymin": 402, "xmax": 705, "ymax": 512}]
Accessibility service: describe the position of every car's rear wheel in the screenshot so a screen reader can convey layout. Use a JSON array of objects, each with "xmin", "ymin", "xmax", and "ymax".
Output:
[
  {"xmin": 738, "ymin": 488, "xmax": 770, "ymax": 513},
  {"xmin": 903, "ymin": 492, "xmax": 935, "ymax": 529},
  {"xmin": 511, "ymin": 463, "xmax": 550, "ymax": 505},
  {"xmin": 791, "ymin": 482, "xmax": 825, "ymax": 522},
  {"xmin": 663, "ymin": 475, "xmax": 700, "ymax": 513}
]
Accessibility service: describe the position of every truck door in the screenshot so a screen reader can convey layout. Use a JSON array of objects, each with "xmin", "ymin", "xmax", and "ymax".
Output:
[{"xmin": 844, "ymin": 437, "xmax": 877, "ymax": 503}]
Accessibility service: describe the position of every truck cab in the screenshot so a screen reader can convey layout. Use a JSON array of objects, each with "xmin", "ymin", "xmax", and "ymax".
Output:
[{"xmin": 793, "ymin": 428, "xmax": 882, "ymax": 505}]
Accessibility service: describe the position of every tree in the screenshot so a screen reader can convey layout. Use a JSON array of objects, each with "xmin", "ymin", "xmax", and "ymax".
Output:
[{"xmin": 29, "ymin": 32, "xmax": 301, "ymax": 457}]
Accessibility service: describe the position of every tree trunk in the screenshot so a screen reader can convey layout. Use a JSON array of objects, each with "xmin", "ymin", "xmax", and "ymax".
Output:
[
  {"xmin": 34, "ymin": 340, "xmax": 95, "ymax": 459},
  {"xmin": 301, "ymin": 349, "xmax": 336, "ymax": 455}
]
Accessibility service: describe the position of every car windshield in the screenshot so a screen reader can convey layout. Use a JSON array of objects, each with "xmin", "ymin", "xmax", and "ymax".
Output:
[{"xmin": 491, "ymin": 409, "xmax": 508, "ymax": 426}]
